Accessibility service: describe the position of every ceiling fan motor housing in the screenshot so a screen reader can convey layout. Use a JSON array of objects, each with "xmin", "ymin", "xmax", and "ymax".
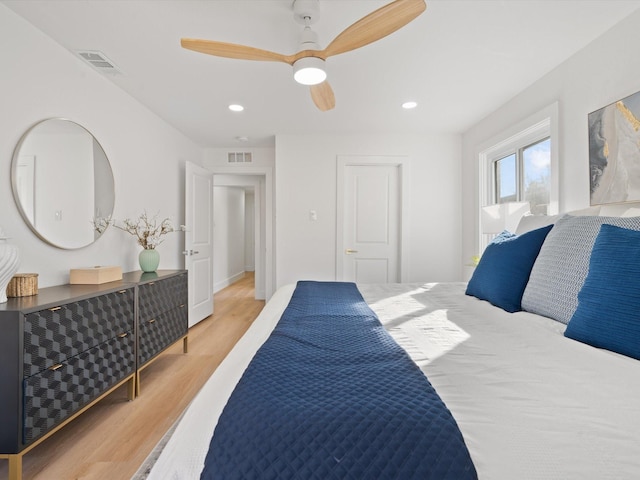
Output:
[
  {"xmin": 293, "ymin": 11, "xmax": 325, "ymax": 86},
  {"xmin": 299, "ymin": 25, "xmax": 321, "ymax": 51}
]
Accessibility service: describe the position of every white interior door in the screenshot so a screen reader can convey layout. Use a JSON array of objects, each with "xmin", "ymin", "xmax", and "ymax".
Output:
[
  {"xmin": 341, "ymin": 163, "xmax": 401, "ymax": 283},
  {"xmin": 185, "ymin": 161, "xmax": 214, "ymax": 326}
]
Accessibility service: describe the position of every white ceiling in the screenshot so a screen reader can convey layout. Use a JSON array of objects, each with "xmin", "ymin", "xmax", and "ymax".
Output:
[{"xmin": 4, "ymin": 0, "xmax": 640, "ymax": 148}]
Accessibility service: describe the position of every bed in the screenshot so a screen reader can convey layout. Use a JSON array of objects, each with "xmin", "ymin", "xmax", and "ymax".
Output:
[{"xmin": 144, "ymin": 211, "xmax": 640, "ymax": 479}]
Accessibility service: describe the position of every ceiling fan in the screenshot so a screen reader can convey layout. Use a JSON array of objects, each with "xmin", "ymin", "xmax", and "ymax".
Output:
[{"xmin": 180, "ymin": 0, "xmax": 426, "ymax": 111}]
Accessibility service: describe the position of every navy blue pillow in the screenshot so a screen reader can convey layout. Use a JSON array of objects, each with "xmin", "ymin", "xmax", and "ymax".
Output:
[
  {"xmin": 564, "ymin": 224, "xmax": 640, "ymax": 360},
  {"xmin": 465, "ymin": 225, "xmax": 553, "ymax": 312}
]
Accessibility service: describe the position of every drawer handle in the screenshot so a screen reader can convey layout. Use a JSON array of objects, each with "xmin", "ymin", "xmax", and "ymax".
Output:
[
  {"xmin": 118, "ymin": 332, "xmax": 128, "ymax": 338},
  {"xmin": 48, "ymin": 306, "xmax": 62, "ymax": 312},
  {"xmin": 148, "ymin": 319, "xmax": 156, "ymax": 324},
  {"xmin": 49, "ymin": 363, "xmax": 63, "ymax": 371},
  {"xmin": 148, "ymin": 282, "xmax": 155, "ymax": 286},
  {"xmin": 118, "ymin": 290, "xmax": 127, "ymax": 294},
  {"xmin": 179, "ymin": 304, "xmax": 185, "ymax": 308}
]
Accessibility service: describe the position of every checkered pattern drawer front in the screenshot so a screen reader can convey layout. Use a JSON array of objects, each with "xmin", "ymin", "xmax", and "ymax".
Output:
[
  {"xmin": 22, "ymin": 332, "xmax": 135, "ymax": 445},
  {"xmin": 138, "ymin": 274, "xmax": 187, "ymax": 322},
  {"xmin": 23, "ymin": 288, "xmax": 135, "ymax": 377},
  {"xmin": 138, "ymin": 305, "xmax": 188, "ymax": 365}
]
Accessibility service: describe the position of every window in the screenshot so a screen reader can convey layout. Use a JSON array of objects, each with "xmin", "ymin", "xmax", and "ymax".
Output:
[
  {"xmin": 493, "ymin": 137, "xmax": 551, "ymax": 214},
  {"xmin": 477, "ymin": 102, "xmax": 559, "ymax": 254}
]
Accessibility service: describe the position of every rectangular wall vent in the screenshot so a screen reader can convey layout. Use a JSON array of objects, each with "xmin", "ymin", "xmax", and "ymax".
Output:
[
  {"xmin": 76, "ymin": 50, "xmax": 121, "ymax": 75},
  {"xmin": 228, "ymin": 152, "xmax": 253, "ymax": 163}
]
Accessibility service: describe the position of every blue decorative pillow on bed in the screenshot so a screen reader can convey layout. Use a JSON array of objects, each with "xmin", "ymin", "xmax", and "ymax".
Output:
[
  {"xmin": 564, "ymin": 224, "xmax": 640, "ymax": 360},
  {"xmin": 465, "ymin": 225, "xmax": 553, "ymax": 312}
]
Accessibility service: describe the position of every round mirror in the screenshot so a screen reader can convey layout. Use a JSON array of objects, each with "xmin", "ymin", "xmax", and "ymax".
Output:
[{"xmin": 11, "ymin": 119, "xmax": 115, "ymax": 249}]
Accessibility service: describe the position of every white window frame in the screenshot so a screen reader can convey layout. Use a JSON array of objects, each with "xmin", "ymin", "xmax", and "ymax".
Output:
[{"xmin": 477, "ymin": 102, "xmax": 559, "ymax": 252}]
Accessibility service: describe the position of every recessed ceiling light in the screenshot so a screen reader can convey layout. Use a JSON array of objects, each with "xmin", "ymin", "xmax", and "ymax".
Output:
[
  {"xmin": 236, "ymin": 136, "xmax": 249, "ymax": 143},
  {"xmin": 402, "ymin": 101, "xmax": 418, "ymax": 110},
  {"xmin": 228, "ymin": 104, "xmax": 244, "ymax": 112}
]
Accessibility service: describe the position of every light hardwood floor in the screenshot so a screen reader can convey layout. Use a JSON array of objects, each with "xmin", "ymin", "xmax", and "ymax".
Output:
[{"xmin": 0, "ymin": 273, "xmax": 264, "ymax": 480}]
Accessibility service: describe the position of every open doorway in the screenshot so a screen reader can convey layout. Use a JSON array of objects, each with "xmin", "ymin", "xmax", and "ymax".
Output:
[{"xmin": 212, "ymin": 174, "xmax": 268, "ymax": 300}]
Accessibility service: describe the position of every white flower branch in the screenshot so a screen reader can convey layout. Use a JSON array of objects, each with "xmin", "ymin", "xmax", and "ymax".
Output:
[{"xmin": 92, "ymin": 211, "xmax": 176, "ymax": 249}]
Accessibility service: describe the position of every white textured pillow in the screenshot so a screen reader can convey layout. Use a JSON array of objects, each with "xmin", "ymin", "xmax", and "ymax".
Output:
[
  {"xmin": 599, "ymin": 203, "xmax": 640, "ymax": 217},
  {"xmin": 521, "ymin": 214, "xmax": 640, "ymax": 324},
  {"xmin": 515, "ymin": 214, "xmax": 559, "ymax": 235},
  {"xmin": 566, "ymin": 206, "xmax": 601, "ymax": 216}
]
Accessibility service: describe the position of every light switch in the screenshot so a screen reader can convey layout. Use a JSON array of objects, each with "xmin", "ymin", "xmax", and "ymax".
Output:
[{"xmin": 309, "ymin": 210, "xmax": 317, "ymax": 221}]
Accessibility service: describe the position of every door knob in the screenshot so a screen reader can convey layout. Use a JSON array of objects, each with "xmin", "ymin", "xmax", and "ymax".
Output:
[{"xmin": 345, "ymin": 249, "xmax": 358, "ymax": 254}]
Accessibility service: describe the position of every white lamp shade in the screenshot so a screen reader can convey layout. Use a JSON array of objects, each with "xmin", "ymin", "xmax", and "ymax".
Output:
[
  {"xmin": 481, "ymin": 202, "xmax": 530, "ymax": 234},
  {"xmin": 293, "ymin": 57, "xmax": 327, "ymax": 85}
]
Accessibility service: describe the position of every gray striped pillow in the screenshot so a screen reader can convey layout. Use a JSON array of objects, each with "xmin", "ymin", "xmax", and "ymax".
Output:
[{"xmin": 521, "ymin": 214, "xmax": 640, "ymax": 324}]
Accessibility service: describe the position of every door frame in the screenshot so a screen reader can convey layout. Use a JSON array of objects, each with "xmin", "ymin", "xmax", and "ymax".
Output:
[
  {"xmin": 206, "ymin": 165, "xmax": 274, "ymax": 300},
  {"xmin": 336, "ymin": 155, "xmax": 410, "ymax": 282},
  {"xmin": 213, "ymin": 175, "xmax": 264, "ymax": 299}
]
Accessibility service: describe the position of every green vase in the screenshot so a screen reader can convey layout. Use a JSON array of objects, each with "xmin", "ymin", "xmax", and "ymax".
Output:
[{"xmin": 139, "ymin": 249, "xmax": 160, "ymax": 273}]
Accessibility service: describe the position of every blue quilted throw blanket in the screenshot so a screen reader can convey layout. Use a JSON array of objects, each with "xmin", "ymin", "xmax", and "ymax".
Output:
[{"xmin": 201, "ymin": 281, "xmax": 477, "ymax": 479}]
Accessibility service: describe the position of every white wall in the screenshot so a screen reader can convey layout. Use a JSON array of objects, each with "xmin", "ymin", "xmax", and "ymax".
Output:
[
  {"xmin": 0, "ymin": 5, "xmax": 202, "ymax": 287},
  {"xmin": 275, "ymin": 133, "xmax": 462, "ymax": 288},
  {"xmin": 461, "ymin": 9, "xmax": 640, "ymax": 278},
  {"xmin": 245, "ymin": 191, "xmax": 255, "ymax": 271},
  {"xmin": 213, "ymin": 186, "xmax": 246, "ymax": 291}
]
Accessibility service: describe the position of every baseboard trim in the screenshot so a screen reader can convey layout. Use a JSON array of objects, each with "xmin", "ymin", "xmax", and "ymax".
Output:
[{"xmin": 213, "ymin": 271, "xmax": 246, "ymax": 293}]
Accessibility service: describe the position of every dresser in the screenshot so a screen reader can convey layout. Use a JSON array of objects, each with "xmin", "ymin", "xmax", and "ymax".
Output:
[
  {"xmin": 0, "ymin": 269, "xmax": 188, "ymax": 480},
  {"xmin": 123, "ymin": 270, "xmax": 188, "ymax": 394}
]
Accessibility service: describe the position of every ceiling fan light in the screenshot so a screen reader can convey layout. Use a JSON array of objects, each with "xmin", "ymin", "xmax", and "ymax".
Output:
[{"xmin": 293, "ymin": 57, "xmax": 326, "ymax": 85}]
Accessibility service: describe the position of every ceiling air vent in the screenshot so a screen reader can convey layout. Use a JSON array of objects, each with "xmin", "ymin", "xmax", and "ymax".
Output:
[
  {"xmin": 228, "ymin": 152, "xmax": 253, "ymax": 163},
  {"xmin": 75, "ymin": 50, "xmax": 121, "ymax": 75}
]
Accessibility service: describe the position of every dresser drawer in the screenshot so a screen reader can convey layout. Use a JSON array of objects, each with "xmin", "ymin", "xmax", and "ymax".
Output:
[
  {"xmin": 22, "ymin": 331, "xmax": 135, "ymax": 445},
  {"xmin": 138, "ymin": 305, "xmax": 188, "ymax": 365},
  {"xmin": 138, "ymin": 274, "xmax": 187, "ymax": 322},
  {"xmin": 23, "ymin": 288, "xmax": 135, "ymax": 377}
]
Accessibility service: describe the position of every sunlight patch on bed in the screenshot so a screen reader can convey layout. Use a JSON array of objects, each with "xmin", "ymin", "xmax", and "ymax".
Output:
[
  {"xmin": 386, "ymin": 309, "xmax": 470, "ymax": 366},
  {"xmin": 366, "ymin": 286, "xmax": 470, "ymax": 366}
]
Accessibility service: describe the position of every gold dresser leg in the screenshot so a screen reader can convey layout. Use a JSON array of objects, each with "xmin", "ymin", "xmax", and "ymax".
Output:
[
  {"xmin": 135, "ymin": 370, "xmax": 141, "ymax": 397},
  {"xmin": 127, "ymin": 375, "xmax": 136, "ymax": 401},
  {"xmin": 183, "ymin": 335, "xmax": 189, "ymax": 354},
  {"xmin": 8, "ymin": 454, "xmax": 22, "ymax": 480}
]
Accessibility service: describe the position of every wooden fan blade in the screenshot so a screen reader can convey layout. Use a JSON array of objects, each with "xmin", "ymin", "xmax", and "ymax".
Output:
[
  {"xmin": 181, "ymin": 38, "xmax": 294, "ymax": 64},
  {"xmin": 310, "ymin": 81, "xmax": 335, "ymax": 111},
  {"xmin": 322, "ymin": 0, "xmax": 426, "ymax": 58}
]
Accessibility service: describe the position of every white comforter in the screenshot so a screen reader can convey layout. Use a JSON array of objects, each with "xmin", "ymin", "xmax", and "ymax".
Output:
[{"xmin": 147, "ymin": 283, "xmax": 640, "ymax": 480}]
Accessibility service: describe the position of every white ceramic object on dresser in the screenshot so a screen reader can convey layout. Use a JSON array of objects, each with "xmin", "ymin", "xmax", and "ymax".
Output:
[{"xmin": 0, "ymin": 227, "xmax": 20, "ymax": 303}]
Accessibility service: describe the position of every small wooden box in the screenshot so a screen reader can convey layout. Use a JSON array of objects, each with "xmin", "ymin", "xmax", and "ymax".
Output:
[
  {"xmin": 7, "ymin": 273, "xmax": 38, "ymax": 297},
  {"xmin": 70, "ymin": 266, "xmax": 123, "ymax": 285}
]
